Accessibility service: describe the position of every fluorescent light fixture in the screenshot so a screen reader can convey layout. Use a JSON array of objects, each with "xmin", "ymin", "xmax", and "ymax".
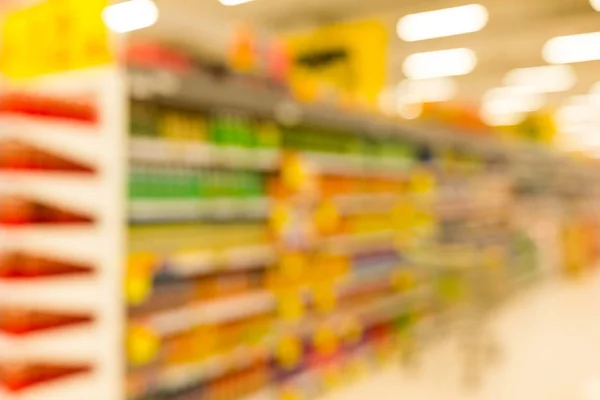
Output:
[
  {"xmin": 397, "ymin": 77, "xmax": 458, "ymax": 103},
  {"xmin": 543, "ymin": 32, "xmax": 600, "ymax": 64},
  {"xmin": 219, "ymin": 0, "xmax": 255, "ymax": 5},
  {"xmin": 482, "ymin": 87, "xmax": 545, "ymax": 114},
  {"xmin": 403, "ymin": 48, "xmax": 477, "ymax": 80},
  {"xmin": 397, "ymin": 4, "xmax": 488, "ymax": 42},
  {"xmin": 503, "ymin": 65, "xmax": 576, "ymax": 93},
  {"xmin": 102, "ymin": 0, "xmax": 158, "ymax": 33},
  {"xmin": 480, "ymin": 110, "xmax": 525, "ymax": 126},
  {"xmin": 481, "ymin": 86, "xmax": 544, "ymax": 126},
  {"xmin": 591, "ymin": 0, "xmax": 600, "ymax": 11}
]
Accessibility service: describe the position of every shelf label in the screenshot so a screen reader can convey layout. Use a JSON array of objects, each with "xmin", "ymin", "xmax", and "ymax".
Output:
[
  {"xmin": 1, "ymin": 0, "xmax": 113, "ymax": 78},
  {"xmin": 276, "ymin": 335, "xmax": 303, "ymax": 371},
  {"xmin": 126, "ymin": 252, "xmax": 157, "ymax": 306},
  {"xmin": 127, "ymin": 324, "xmax": 160, "ymax": 366}
]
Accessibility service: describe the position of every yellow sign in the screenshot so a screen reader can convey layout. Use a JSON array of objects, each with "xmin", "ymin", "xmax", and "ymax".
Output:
[
  {"xmin": 287, "ymin": 20, "xmax": 388, "ymax": 106},
  {"xmin": 126, "ymin": 252, "xmax": 157, "ymax": 306},
  {"xmin": 276, "ymin": 335, "xmax": 303, "ymax": 370},
  {"xmin": 127, "ymin": 324, "xmax": 160, "ymax": 366},
  {"xmin": 1, "ymin": 0, "xmax": 112, "ymax": 78}
]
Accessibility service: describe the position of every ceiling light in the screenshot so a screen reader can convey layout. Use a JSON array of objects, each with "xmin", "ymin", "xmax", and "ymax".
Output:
[
  {"xmin": 102, "ymin": 0, "xmax": 158, "ymax": 33},
  {"xmin": 403, "ymin": 48, "xmax": 477, "ymax": 80},
  {"xmin": 397, "ymin": 4, "xmax": 488, "ymax": 42},
  {"xmin": 543, "ymin": 32, "xmax": 600, "ymax": 64},
  {"xmin": 482, "ymin": 87, "xmax": 545, "ymax": 115},
  {"xmin": 591, "ymin": 0, "xmax": 600, "ymax": 11},
  {"xmin": 397, "ymin": 77, "xmax": 459, "ymax": 103},
  {"xmin": 503, "ymin": 65, "xmax": 576, "ymax": 93},
  {"xmin": 481, "ymin": 87, "xmax": 544, "ymax": 127},
  {"xmin": 480, "ymin": 110, "xmax": 525, "ymax": 126},
  {"xmin": 219, "ymin": 0, "xmax": 256, "ymax": 5}
]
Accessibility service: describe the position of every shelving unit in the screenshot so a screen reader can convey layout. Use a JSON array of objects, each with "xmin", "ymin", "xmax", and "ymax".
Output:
[
  {"xmin": 0, "ymin": 69, "xmax": 126, "ymax": 399},
  {"xmin": 1, "ymin": 45, "xmax": 599, "ymax": 400}
]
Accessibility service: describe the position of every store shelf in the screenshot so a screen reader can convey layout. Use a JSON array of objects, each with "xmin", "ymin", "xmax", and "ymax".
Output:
[
  {"xmin": 0, "ymin": 172, "xmax": 101, "ymax": 216},
  {"xmin": 130, "ymin": 137, "xmax": 281, "ymax": 171},
  {"xmin": 155, "ymin": 244, "xmax": 276, "ymax": 279},
  {"xmin": 129, "ymin": 197, "xmax": 271, "ymax": 224},
  {"xmin": 0, "ymin": 226, "xmax": 101, "ymax": 266},
  {"xmin": 130, "ymin": 138, "xmax": 411, "ymax": 179},
  {"xmin": 333, "ymin": 193, "xmax": 398, "ymax": 215},
  {"xmin": 0, "ymin": 115, "xmax": 101, "ymax": 168},
  {"xmin": 158, "ymin": 345, "xmax": 270, "ymax": 394},
  {"xmin": 147, "ymin": 291, "xmax": 275, "ymax": 337},
  {"xmin": 140, "ymin": 289, "xmax": 417, "ymax": 399},
  {"xmin": 0, "ymin": 326, "xmax": 99, "ymax": 364},
  {"xmin": 0, "ymin": 277, "xmax": 100, "ymax": 313},
  {"xmin": 320, "ymin": 230, "xmax": 396, "ymax": 254},
  {"xmin": 127, "ymin": 68, "xmax": 520, "ymax": 162},
  {"xmin": 301, "ymin": 151, "xmax": 411, "ymax": 179},
  {"xmin": 0, "ymin": 375, "xmax": 101, "ymax": 400}
]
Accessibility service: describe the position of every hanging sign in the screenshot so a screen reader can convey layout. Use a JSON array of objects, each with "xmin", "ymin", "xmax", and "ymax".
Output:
[{"xmin": 1, "ymin": 0, "xmax": 113, "ymax": 78}]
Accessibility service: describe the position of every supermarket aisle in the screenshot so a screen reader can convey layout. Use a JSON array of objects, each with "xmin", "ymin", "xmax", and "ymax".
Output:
[{"xmin": 327, "ymin": 273, "xmax": 600, "ymax": 400}]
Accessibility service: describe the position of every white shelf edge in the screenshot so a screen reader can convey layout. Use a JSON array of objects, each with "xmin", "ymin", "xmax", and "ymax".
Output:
[
  {"xmin": 130, "ymin": 137, "xmax": 281, "ymax": 171},
  {"xmin": 149, "ymin": 291, "xmax": 275, "ymax": 336},
  {"xmin": 0, "ymin": 374, "xmax": 102, "ymax": 400},
  {"xmin": 0, "ymin": 172, "xmax": 102, "ymax": 216},
  {"xmin": 0, "ymin": 277, "xmax": 101, "ymax": 313},
  {"xmin": 0, "ymin": 226, "xmax": 101, "ymax": 266},
  {"xmin": 0, "ymin": 325, "xmax": 99, "ymax": 364},
  {"xmin": 164, "ymin": 244, "xmax": 276, "ymax": 277},
  {"xmin": 0, "ymin": 115, "xmax": 101, "ymax": 168}
]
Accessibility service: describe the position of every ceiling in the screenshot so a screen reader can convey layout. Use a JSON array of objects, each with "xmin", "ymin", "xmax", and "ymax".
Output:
[{"xmin": 142, "ymin": 0, "xmax": 600, "ymax": 107}]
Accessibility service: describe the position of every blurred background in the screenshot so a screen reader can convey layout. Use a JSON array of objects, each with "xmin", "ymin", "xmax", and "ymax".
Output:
[{"xmin": 3, "ymin": 0, "xmax": 600, "ymax": 399}]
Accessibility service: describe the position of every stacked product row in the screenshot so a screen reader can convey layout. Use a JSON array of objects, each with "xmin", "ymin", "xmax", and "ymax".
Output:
[{"xmin": 124, "ymin": 92, "xmax": 539, "ymax": 400}]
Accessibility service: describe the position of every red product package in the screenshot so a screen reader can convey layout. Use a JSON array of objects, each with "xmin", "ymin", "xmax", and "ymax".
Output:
[
  {"xmin": 0, "ymin": 139, "xmax": 95, "ymax": 173},
  {"xmin": 0, "ymin": 252, "xmax": 93, "ymax": 279},
  {"xmin": 0, "ymin": 92, "xmax": 98, "ymax": 124},
  {"xmin": 0, "ymin": 363, "xmax": 92, "ymax": 392},
  {"xmin": 0, "ymin": 309, "xmax": 93, "ymax": 335},
  {"xmin": 0, "ymin": 198, "xmax": 95, "ymax": 225}
]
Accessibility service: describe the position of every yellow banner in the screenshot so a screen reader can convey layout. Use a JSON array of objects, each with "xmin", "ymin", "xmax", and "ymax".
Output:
[
  {"xmin": 286, "ymin": 20, "xmax": 388, "ymax": 107},
  {"xmin": 1, "ymin": 0, "xmax": 113, "ymax": 78}
]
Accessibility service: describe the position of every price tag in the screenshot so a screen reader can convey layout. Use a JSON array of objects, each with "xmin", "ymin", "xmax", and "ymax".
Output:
[
  {"xmin": 312, "ymin": 281, "xmax": 336, "ymax": 313},
  {"xmin": 342, "ymin": 316, "xmax": 363, "ymax": 345},
  {"xmin": 392, "ymin": 269, "xmax": 416, "ymax": 292},
  {"xmin": 126, "ymin": 252, "xmax": 157, "ymax": 306},
  {"xmin": 314, "ymin": 200, "xmax": 340, "ymax": 235},
  {"xmin": 127, "ymin": 324, "xmax": 160, "ymax": 366},
  {"xmin": 409, "ymin": 169, "xmax": 436, "ymax": 195},
  {"xmin": 281, "ymin": 153, "xmax": 314, "ymax": 194},
  {"xmin": 313, "ymin": 324, "xmax": 338, "ymax": 357},
  {"xmin": 279, "ymin": 252, "xmax": 306, "ymax": 280},
  {"xmin": 270, "ymin": 201, "xmax": 291, "ymax": 237},
  {"xmin": 277, "ymin": 291, "xmax": 305, "ymax": 321},
  {"xmin": 276, "ymin": 335, "xmax": 303, "ymax": 370}
]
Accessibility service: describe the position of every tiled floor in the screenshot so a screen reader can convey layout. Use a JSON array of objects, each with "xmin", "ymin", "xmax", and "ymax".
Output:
[{"xmin": 328, "ymin": 272, "xmax": 600, "ymax": 400}]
